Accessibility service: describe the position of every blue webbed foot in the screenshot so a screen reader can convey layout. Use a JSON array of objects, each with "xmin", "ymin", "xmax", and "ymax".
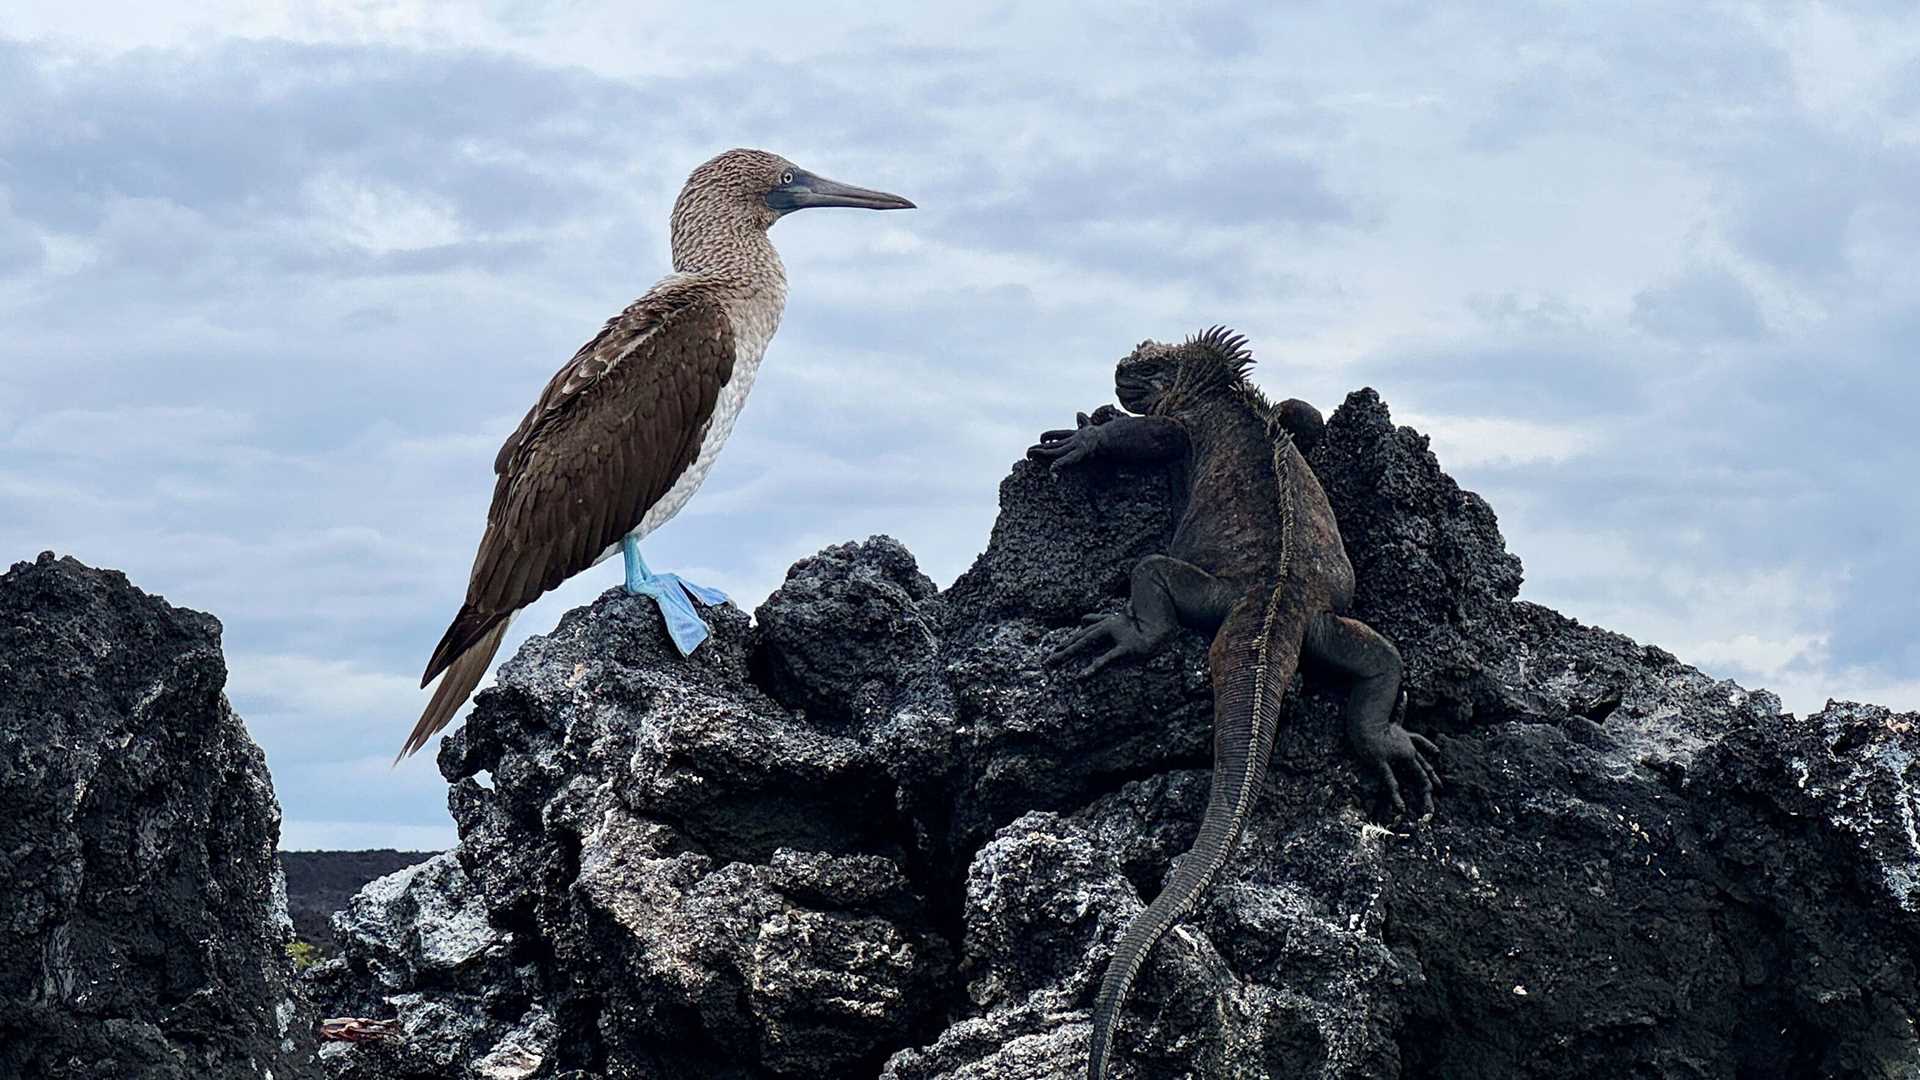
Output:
[
  {"xmin": 627, "ymin": 575, "xmax": 715, "ymax": 655},
  {"xmin": 622, "ymin": 537, "xmax": 728, "ymax": 657},
  {"xmin": 663, "ymin": 576, "xmax": 729, "ymax": 607}
]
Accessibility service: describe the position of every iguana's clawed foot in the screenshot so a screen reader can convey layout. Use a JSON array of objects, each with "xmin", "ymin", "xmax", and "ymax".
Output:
[
  {"xmin": 1027, "ymin": 407, "xmax": 1119, "ymax": 473},
  {"xmin": 1047, "ymin": 611, "xmax": 1150, "ymax": 678},
  {"xmin": 1356, "ymin": 700, "xmax": 1442, "ymax": 818}
]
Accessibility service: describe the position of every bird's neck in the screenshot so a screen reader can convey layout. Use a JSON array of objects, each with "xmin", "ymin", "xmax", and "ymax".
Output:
[
  {"xmin": 672, "ymin": 212, "xmax": 784, "ymax": 282},
  {"xmin": 668, "ymin": 217, "xmax": 787, "ymax": 361}
]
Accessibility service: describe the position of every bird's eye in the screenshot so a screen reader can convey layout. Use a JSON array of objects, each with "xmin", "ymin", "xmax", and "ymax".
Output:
[{"xmin": 780, "ymin": 170, "xmax": 795, "ymax": 185}]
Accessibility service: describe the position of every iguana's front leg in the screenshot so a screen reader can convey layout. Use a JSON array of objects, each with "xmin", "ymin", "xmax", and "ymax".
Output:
[
  {"xmin": 1048, "ymin": 554, "xmax": 1237, "ymax": 677},
  {"xmin": 1027, "ymin": 408, "xmax": 1187, "ymax": 471}
]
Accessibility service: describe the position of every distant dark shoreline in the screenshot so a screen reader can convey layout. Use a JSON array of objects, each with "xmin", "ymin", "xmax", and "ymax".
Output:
[{"xmin": 279, "ymin": 849, "xmax": 440, "ymax": 953}]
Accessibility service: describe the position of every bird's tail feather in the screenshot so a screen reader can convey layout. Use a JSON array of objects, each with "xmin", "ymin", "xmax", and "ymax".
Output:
[
  {"xmin": 395, "ymin": 619, "xmax": 509, "ymax": 763},
  {"xmin": 423, "ymin": 605, "xmax": 501, "ymax": 688}
]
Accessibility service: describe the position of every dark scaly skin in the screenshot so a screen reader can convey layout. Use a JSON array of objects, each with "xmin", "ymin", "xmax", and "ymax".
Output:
[{"xmin": 1028, "ymin": 328, "xmax": 1441, "ymax": 1080}]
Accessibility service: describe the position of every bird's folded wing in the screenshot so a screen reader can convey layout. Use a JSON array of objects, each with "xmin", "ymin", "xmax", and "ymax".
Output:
[{"xmin": 421, "ymin": 296, "xmax": 737, "ymax": 685}]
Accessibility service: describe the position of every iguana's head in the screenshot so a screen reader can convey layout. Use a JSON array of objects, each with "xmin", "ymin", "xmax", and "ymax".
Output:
[{"xmin": 1114, "ymin": 326, "xmax": 1255, "ymax": 415}]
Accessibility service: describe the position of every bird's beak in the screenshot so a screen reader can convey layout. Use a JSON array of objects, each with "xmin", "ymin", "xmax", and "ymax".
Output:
[{"xmin": 769, "ymin": 171, "xmax": 915, "ymax": 213}]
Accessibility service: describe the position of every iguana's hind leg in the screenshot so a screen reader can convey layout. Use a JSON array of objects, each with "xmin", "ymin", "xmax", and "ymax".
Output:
[
  {"xmin": 1304, "ymin": 612, "xmax": 1441, "ymax": 815},
  {"xmin": 1050, "ymin": 555, "xmax": 1236, "ymax": 677}
]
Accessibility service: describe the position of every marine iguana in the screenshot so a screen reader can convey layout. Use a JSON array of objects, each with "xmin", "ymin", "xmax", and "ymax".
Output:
[{"xmin": 1027, "ymin": 327, "xmax": 1440, "ymax": 1079}]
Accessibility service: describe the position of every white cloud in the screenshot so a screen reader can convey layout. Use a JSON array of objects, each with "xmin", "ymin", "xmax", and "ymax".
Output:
[
  {"xmin": 1395, "ymin": 411, "xmax": 1599, "ymax": 469},
  {"xmin": 279, "ymin": 818, "xmax": 455, "ymax": 852},
  {"xmin": 1766, "ymin": 4, "xmax": 1920, "ymax": 120},
  {"xmin": 1686, "ymin": 632, "xmax": 1829, "ymax": 682},
  {"xmin": 1766, "ymin": 669, "xmax": 1920, "ymax": 720},
  {"xmin": 7, "ymin": 404, "xmax": 258, "ymax": 460},
  {"xmin": 225, "ymin": 652, "xmax": 421, "ymax": 721},
  {"xmin": 302, "ymin": 173, "xmax": 467, "ymax": 254}
]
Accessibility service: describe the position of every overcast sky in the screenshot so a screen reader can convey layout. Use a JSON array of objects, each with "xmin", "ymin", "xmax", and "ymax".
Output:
[{"xmin": 4, "ymin": 2, "xmax": 1917, "ymax": 850}]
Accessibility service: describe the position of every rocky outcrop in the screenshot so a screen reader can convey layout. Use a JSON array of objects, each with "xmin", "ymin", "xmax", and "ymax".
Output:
[
  {"xmin": 302, "ymin": 852, "xmax": 547, "ymax": 1080},
  {"xmin": 0, "ymin": 553, "xmax": 318, "ymax": 1080},
  {"xmin": 431, "ymin": 588, "xmax": 953, "ymax": 1079},
  {"xmin": 317, "ymin": 390, "xmax": 1920, "ymax": 1079}
]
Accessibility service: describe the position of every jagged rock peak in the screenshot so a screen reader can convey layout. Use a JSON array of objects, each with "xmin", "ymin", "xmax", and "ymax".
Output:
[{"xmin": 0, "ymin": 553, "xmax": 318, "ymax": 1079}]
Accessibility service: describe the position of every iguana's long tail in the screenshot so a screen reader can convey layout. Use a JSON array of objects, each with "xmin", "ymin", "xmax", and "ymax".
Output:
[{"xmin": 1087, "ymin": 599, "xmax": 1308, "ymax": 1079}]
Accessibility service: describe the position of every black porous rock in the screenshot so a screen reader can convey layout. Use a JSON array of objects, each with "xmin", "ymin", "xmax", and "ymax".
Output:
[
  {"xmin": 0, "ymin": 553, "xmax": 318, "ymax": 1080},
  {"xmin": 1311, "ymin": 388, "xmax": 1528, "ymax": 730},
  {"xmin": 938, "ymin": 459, "xmax": 1215, "ymax": 855},
  {"xmin": 397, "ymin": 585, "xmax": 951, "ymax": 1079},
  {"xmin": 301, "ymin": 852, "xmax": 548, "ymax": 1080},
  {"xmin": 755, "ymin": 536, "xmax": 947, "ymax": 730},
  {"xmin": 317, "ymin": 391, "xmax": 1920, "ymax": 1079}
]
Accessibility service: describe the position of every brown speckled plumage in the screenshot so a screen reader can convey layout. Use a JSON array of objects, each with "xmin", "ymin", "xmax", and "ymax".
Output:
[{"xmin": 399, "ymin": 149, "xmax": 911, "ymax": 760}]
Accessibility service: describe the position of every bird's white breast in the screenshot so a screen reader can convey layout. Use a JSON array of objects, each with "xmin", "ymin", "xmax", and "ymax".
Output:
[{"xmin": 631, "ymin": 283, "xmax": 785, "ymax": 539}]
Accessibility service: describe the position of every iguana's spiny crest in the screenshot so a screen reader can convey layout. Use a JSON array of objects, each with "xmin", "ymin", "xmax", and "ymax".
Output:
[{"xmin": 1117, "ymin": 324, "xmax": 1278, "ymax": 424}]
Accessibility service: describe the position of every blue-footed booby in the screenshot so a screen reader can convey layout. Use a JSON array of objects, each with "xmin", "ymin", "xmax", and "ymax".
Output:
[{"xmin": 397, "ymin": 148, "xmax": 913, "ymax": 760}]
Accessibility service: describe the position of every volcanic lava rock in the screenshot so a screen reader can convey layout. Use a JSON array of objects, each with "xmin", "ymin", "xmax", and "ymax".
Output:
[
  {"xmin": 280, "ymin": 849, "xmax": 442, "ymax": 956},
  {"xmin": 0, "ymin": 553, "xmax": 317, "ymax": 1080},
  {"xmin": 301, "ymin": 852, "xmax": 549, "ymax": 1080},
  {"xmin": 404, "ymin": 588, "xmax": 951, "ymax": 1079},
  {"xmin": 316, "ymin": 390, "xmax": 1920, "ymax": 1079}
]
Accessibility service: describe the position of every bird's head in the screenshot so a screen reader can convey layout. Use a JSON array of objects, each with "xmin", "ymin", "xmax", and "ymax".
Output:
[{"xmin": 673, "ymin": 148, "xmax": 914, "ymax": 237}]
